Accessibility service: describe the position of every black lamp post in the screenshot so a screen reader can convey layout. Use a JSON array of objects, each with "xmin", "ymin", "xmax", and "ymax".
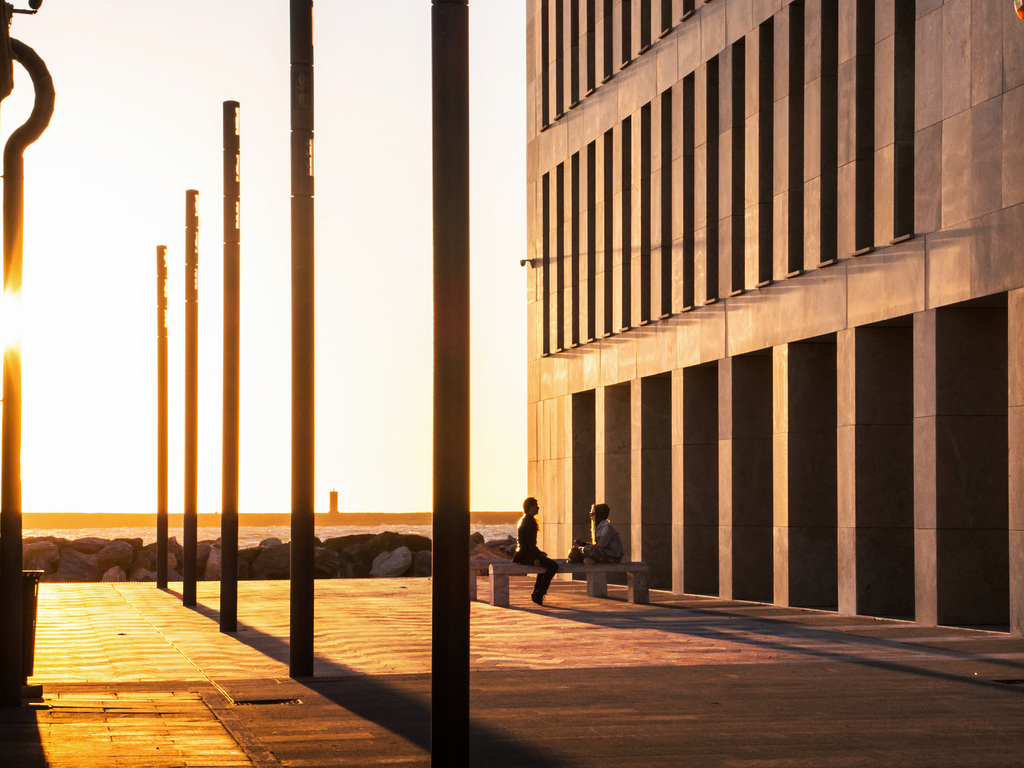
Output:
[
  {"xmin": 0, "ymin": 2, "xmax": 54, "ymax": 707},
  {"xmin": 430, "ymin": 1, "xmax": 471, "ymax": 764},
  {"xmin": 289, "ymin": 0, "xmax": 315, "ymax": 678}
]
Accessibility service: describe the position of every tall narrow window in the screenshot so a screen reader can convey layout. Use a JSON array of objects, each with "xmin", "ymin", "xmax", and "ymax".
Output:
[
  {"xmin": 660, "ymin": 87, "xmax": 673, "ymax": 317},
  {"xmin": 640, "ymin": 0, "xmax": 652, "ymax": 53},
  {"xmin": 893, "ymin": 1, "xmax": 915, "ymax": 240},
  {"xmin": 640, "ymin": 102, "xmax": 652, "ymax": 324},
  {"xmin": 570, "ymin": 0, "xmax": 581, "ymax": 106},
  {"xmin": 603, "ymin": 0, "xmax": 614, "ymax": 82},
  {"xmin": 851, "ymin": 0, "xmax": 874, "ymax": 254},
  {"xmin": 586, "ymin": 0, "xmax": 596, "ymax": 93},
  {"xmin": 730, "ymin": 41, "xmax": 745, "ymax": 296},
  {"xmin": 818, "ymin": 0, "xmax": 838, "ymax": 265},
  {"xmin": 541, "ymin": 0, "xmax": 550, "ymax": 126},
  {"xmin": 706, "ymin": 57, "xmax": 720, "ymax": 303},
  {"xmin": 682, "ymin": 73, "xmax": 695, "ymax": 309},
  {"xmin": 542, "ymin": 173, "xmax": 551, "ymax": 354},
  {"xmin": 556, "ymin": 163, "xmax": 565, "ymax": 350},
  {"xmin": 603, "ymin": 129, "xmax": 614, "ymax": 335},
  {"xmin": 681, "ymin": 0, "xmax": 695, "ymax": 22},
  {"xmin": 587, "ymin": 140, "xmax": 597, "ymax": 340},
  {"xmin": 621, "ymin": 0, "xmax": 632, "ymax": 68},
  {"xmin": 621, "ymin": 115, "xmax": 633, "ymax": 330},
  {"xmin": 660, "ymin": 0, "xmax": 673, "ymax": 37},
  {"xmin": 571, "ymin": 151, "xmax": 581, "ymax": 345},
  {"xmin": 555, "ymin": 0, "xmax": 565, "ymax": 118},
  {"xmin": 787, "ymin": 4, "xmax": 804, "ymax": 276},
  {"xmin": 757, "ymin": 20, "xmax": 774, "ymax": 285}
]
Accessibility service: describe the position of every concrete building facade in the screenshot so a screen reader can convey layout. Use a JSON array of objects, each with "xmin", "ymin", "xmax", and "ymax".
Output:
[{"xmin": 525, "ymin": 0, "xmax": 1024, "ymax": 634}]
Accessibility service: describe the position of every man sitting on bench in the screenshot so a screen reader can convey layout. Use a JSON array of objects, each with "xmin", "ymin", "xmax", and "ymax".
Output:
[{"xmin": 567, "ymin": 503, "xmax": 623, "ymax": 564}]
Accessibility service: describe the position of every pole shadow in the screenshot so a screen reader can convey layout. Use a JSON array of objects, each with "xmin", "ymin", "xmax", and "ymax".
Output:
[{"xmin": 159, "ymin": 585, "xmax": 568, "ymax": 766}]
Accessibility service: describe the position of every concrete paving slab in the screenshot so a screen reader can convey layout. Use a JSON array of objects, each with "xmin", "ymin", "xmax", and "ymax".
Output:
[{"xmin": 2, "ymin": 578, "xmax": 1021, "ymax": 767}]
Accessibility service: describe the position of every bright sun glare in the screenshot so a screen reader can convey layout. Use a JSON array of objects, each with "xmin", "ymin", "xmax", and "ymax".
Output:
[{"xmin": 0, "ymin": 290, "xmax": 22, "ymax": 351}]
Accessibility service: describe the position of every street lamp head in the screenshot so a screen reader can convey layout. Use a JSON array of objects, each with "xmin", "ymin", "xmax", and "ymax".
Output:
[{"xmin": 7, "ymin": 1, "xmax": 43, "ymax": 16}]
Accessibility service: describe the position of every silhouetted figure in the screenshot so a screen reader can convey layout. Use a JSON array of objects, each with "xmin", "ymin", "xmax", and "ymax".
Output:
[
  {"xmin": 567, "ymin": 503, "xmax": 623, "ymax": 564},
  {"xmin": 513, "ymin": 497, "xmax": 558, "ymax": 605}
]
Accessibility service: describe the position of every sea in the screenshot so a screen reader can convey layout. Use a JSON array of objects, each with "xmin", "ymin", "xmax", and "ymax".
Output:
[{"xmin": 22, "ymin": 523, "xmax": 518, "ymax": 549}]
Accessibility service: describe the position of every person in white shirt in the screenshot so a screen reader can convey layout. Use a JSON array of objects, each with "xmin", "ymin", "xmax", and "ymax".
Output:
[{"xmin": 567, "ymin": 503, "xmax": 623, "ymax": 564}]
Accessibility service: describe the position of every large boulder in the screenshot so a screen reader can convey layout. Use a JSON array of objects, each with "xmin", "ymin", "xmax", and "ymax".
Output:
[
  {"xmin": 349, "ymin": 532, "xmax": 407, "ymax": 576},
  {"xmin": 134, "ymin": 548, "xmax": 158, "ymax": 572},
  {"xmin": 322, "ymin": 533, "xmax": 374, "ymax": 553},
  {"xmin": 128, "ymin": 566, "xmax": 156, "ymax": 582},
  {"xmin": 101, "ymin": 566, "xmax": 127, "ymax": 582},
  {"xmin": 142, "ymin": 540, "xmax": 180, "ymax": 573},
  {"xmin": 143, "ymin": 535, "xmax": 182, "ymax": 556},
  {"xmin": 23, "ymin": 540, "xmax": 60, "ymax": 575},
  {"xmin": 403, "ymin": 534, "xmax": 432, "ymax": 553},
  {"xmin": 259, "ymin": 537, "xmax": 284, "ymax": 548},
  {"xmin": 339, "ymin": 547, "xmax": 369, "ymax": 579},
  {"xmin": 470, "ymin": 541, "xmax": 512, "ymax": 561},
  {"xmin": 53, "ymin": 549, "xmax": 103, "ymax": 582},
  {"xmin": 369, "ymin": 546, "xmax": 412, "ymax": 578},
  {"xmin": 114, "ymin": 537, "xmax": 144, "ymax": 554},
  {"xmin": 204, "ymin": 546, "xmax": 222, "ymax": 581},
  {"xmin": 485, "ymin": 536, "xmax": 517, "ymax": 558},
  {"xmin": 197, "ymin": 541, "xmax": 214, "ymax": 579},
  {"xmin": 251, "ymin": 542, "xmax": 290, "ymax": 579},
  {"xmin": 97, "ymin": 540, "xmax": 134, "ymax": 572},
  {"xmin": 363, "ymin": 532, "xmax": 407, "ymax": 561},
  {"xmin": 411, "ymin": 549, "xmax": 432, "ymax": 577},
  {"xmin": 314, "ymin": 547, "xmax": 343, "ymax": 577},
  {"xmin": 238, "ymin": 547, "xmax": 262, "ymax": 565},
  {"xmin": 66, "ymin": 536, "xmax": 110, "ymax": 555},
  {"xmin": 205, "ymin": 548, "xmax": 249, "ymax": 580}
]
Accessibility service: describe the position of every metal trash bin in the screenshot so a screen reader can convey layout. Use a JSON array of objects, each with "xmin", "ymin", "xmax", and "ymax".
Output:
[{"xmin": 21, "ymin": 570, "xmax": 43, "ymax": 681}]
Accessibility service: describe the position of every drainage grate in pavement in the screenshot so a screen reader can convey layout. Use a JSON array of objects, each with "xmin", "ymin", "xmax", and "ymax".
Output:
[{"xmin": 234, "ymin": 697, "xmax": 302, "ymax": 706}]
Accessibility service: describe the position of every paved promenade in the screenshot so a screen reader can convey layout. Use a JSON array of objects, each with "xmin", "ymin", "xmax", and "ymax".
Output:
[{"xmin": 1, "ymin": 577, "xmax": 1022, "ymax": 766}]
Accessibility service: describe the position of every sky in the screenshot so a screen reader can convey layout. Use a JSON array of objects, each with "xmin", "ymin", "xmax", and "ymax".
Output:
[{"xmin": 1, "ymin": 1, "xmax": 526, "ymax": 515}]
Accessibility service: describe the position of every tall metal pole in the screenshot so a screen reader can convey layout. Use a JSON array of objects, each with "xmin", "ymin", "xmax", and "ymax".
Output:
[
  {"xmin": 430, "ymin": 1, "xmax": 471, "ymax": 764},
  {"xmin": 0, "ymin": 37, "xmax": 53, "ymax": 708},
  {"xmin": 221, "ymin": 101, "xmax": 240, "ymax": 633},
  {"xmin": 156, "ymin": 245, "xmax": 169, "ymax": 589},
  {"xmin": 183, "ymin": 189, "xmax": 199, "ymax": 607},
  {"xmin": 289, "ymin": 0, "xmax": 315, "ymax": 677}
]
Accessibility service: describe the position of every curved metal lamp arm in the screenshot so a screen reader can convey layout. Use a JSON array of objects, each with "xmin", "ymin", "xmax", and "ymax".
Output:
[
  {"xmin": 3, "ymin": 37, "xmax": 54, "ymax": 286},
  {"xmin": 4, "ymin": 37, "xmax": 54, "ymax": 172}
]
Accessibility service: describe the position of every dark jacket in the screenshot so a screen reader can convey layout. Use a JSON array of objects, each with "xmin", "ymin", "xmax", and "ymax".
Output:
[{"xmin": 512, "ymin": 514, "xmax": 545, "ymax": 563}]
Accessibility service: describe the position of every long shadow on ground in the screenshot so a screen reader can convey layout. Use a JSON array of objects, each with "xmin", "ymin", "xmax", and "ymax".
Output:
[
  {"xmin": 164, "ymin": 588, "xmax": 567, "ymax": 767},
  {"xmin": 519, "ymin": 584, "xmax": 1024, "ymax": 693}
]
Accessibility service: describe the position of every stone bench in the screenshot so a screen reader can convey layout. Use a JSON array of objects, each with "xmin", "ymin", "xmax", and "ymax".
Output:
[
  {"xmin": 468, "ymin": 559, "xmax": 512, "ymax": 601},
  {"xmin": 484, "ymin": 560, "xmax": 650, "ymax": 607}
]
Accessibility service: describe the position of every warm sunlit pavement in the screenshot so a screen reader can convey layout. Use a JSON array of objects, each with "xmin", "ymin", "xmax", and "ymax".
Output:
[{"xmin": 1, "ymin": 578, "xmax": 1023, "ymax": 767}]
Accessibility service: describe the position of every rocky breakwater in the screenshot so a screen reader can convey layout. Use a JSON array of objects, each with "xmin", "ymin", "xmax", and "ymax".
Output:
[
  {"xmin": 469, "ymin": 531, "xmax": 516, "ymax": 562},
  {"xmin": 22, "ymin": 531, "xmax": 436, "ymax": 583},
  {"xmin": 21, "ymin": 530, "xmax": 519, "ymax": 583}
]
